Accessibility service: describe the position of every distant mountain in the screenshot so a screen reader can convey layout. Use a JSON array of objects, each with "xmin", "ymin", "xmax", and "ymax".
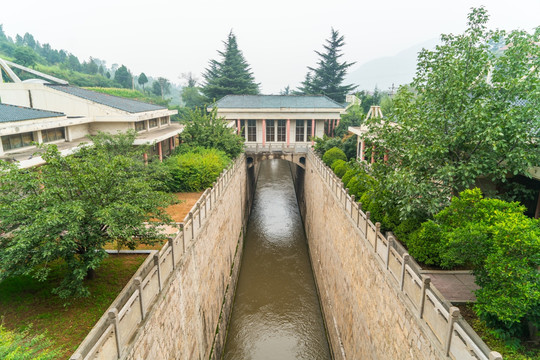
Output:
[{"xmin": 346, "ymin": 38, "xmax": 439, "ymax": 91}]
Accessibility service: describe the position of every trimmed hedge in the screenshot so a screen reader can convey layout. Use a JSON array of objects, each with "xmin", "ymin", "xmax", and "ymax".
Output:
[{"xmin": 323, "ymin": 147, "xmax": 347, "ymax": 167}]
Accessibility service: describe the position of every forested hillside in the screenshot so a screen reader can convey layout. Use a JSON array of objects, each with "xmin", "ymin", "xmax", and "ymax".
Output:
[{"xmin": 0, "ymin": 25, "xmax": 180, "ymax": 106}]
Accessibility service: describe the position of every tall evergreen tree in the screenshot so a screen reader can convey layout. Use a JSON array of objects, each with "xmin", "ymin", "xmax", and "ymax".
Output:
[
  {"xmin": 201, "ymin": 31, "xmax": 259, "ymax": 101},
  {"xmin": 298, "ymin": 28, "xmax": 356, "ymax": 103}
]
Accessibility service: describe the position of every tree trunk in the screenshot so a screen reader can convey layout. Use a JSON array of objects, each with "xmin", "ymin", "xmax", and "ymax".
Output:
[{"xmin": 86, "ymin": 268, "xmax": 96, "ymax": 280}]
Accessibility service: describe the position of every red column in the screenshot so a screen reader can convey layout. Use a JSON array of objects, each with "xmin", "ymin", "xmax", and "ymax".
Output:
[
  {"xmin": 143, "ymin": 152, "xmax": 148, "ymax": 165},
  {"xmin": 286, "ymin": 119, "xmax": 290, "ymax": 146},
  {"xmin": 262, "ymin": 119, "xmax": 266, "ymax": 146},
  {"xmin": 158, "ymin": 142, "xmax": 163, "ymax": 162},
  {"xmin": 311, "ymin": 119, "xmax": 315, "ymax": 145},
  {"xmin": 237, "ymin": 119, "xmax": 241, "ymax": 135},
  {"xmin": 371, "ymin": 145, "xmax": 376, "ymax": 164},
  {"xmin": 360, "ymin": 140, "xmax": 365, "ymax": 161}
]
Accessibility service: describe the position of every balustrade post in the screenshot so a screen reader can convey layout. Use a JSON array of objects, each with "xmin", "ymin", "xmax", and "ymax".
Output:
[
  {"xmin": 196, "ymin": 203, "xmax": 201, "ymax": 228},
  {"xmin": 168, "ymin": 238, "xmax": 175, "ymax": 269},
  {"xmin": 365, "ymin": 211, "xmax": 371, "ymax": 238},
  {"xmin": 489, "ymin": 352, "xmax": 503, "ymax": 360},
  {"xmin": 375, "ymin": 222, "xmax": 381, "ymax": 252},
  {"xmin": 445, "ymin": 307, "xmax": 460, "ymax": 356},
  {"xmin": 134, "ymin": 277, "xmax": 145, "ymax": 320},
  {"xmin": 108, "ymin": 308, "xmax": 121, "ymax": 359},
  {"xmin": 400, "ymin": 253, "xmax": 409, "ymax": 291},
  {"xmin": 180, "ymin": 222, "xmax": 185, "ymax": 253},
  {"xmin": 357, "ymin": 202, "xmax": 362, "ymax": 227},
  {"xmin": 154, "ymin": 254, "xmax": 162, "ymax": 291},
  {"xmin": 387, "ymin": 236, "xmax": 394, "ymax": 269},
  {"xmin": 419, "ymin": 276, "xmax": 431, "ymax": 318},
  {"xmin": 350, "ymin": 195, "xmax": 355, "ymax": 217},
  {"xmin": 189, "ymin": 211, "xmax": 194, "ymax": 240}
]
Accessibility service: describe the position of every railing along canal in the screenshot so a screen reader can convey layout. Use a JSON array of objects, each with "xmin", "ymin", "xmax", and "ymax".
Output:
[
  {"xmin": 307, "ymin": 148, "xmax": 503, "ymax": 360},
  {"xmin": 70, "ymin": 155, "xmax": 245, "ymax": 360}
]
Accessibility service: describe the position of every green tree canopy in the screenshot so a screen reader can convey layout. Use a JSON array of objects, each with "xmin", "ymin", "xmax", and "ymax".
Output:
[
  {"xmin": 180, "ymin": 107, "xmax": 244, "ymax": 158},
  {"xmin": 366, "ymin": 7, "xmax": 540, "ymax": 218},
  {"xmin": 114, "ymin": 64, "xmax": 132, "ymax": 88},
  {"xmin": 13, "ymin": 46, "xmax": 38, "ymax": 67},
  {"xmin": 201, "ymin": 31, "xmax": 259, "ymax": 101},
  {"xmin": 0, "ymin": 132, "xmax": 176, "ymax": 298},
  {"xmin": 138, "ymin": 72, "xmax": 148, "ymax": 90},
  {"xmin": 297, "ymin": 28, "xmax": 357, "ymax": 103}
]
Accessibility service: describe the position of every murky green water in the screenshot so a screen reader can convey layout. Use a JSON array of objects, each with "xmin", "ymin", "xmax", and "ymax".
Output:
[{"xmin": 223, "ymin": 159, "xmax": 330, "ymax": 360}]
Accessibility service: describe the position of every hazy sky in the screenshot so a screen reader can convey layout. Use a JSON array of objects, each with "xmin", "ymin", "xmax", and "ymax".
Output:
[{"xmin": 2, "ymin": 0, "xmax": 539, "ymax": 93}]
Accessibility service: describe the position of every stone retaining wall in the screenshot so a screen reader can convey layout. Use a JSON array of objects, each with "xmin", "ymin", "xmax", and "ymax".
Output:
[
  {"xmin": 299, "ymin": 149, "xmax": 502, "ymax": 360},
  {"xmin": 71, "ymin": 154, "xmax": 252, "ymax": 360}
]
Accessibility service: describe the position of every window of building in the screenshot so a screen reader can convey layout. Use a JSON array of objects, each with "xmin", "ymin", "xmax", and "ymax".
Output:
[
  {"xmin": 160, "ymin": 117, "xmax": 168, "ymax": 125},
  {"xmin": 295, "ymin": 120, "xmax": 305, "ymax": 142},
  {"xmin": 240, "ymin": 120, "xmax": 246, "ymax": 138},
  {"xmin": 135, "ymin": 121, "xmax": 146, "ymax": 131},
  {"xmin": 149, "ymin": 119, "xmax": 158, "ymax": 128},
  {"xmin": 306, "ymin": 120, "xmax": 316, "ymax": 141},
  {"xmin": 2, "ymin": 132, "xmax": 34, "ymax": 151},
  {"xmin": 42, "ymin": 127, "xmax": 65, "ymax": 143},
  {"xmin": 266, "ymin": 120, "xmax": 275, "ymax": 142},
  {"xmin": 277, "ymin": 120, "xmax": 286, "ymax": 142},
  {"xmin": 247, "ymin": 120, "xmax": 256, "ymax": 142}
]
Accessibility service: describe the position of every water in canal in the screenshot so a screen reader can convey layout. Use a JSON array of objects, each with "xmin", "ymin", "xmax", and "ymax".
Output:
[{"xmin": 223, "ymin": 159, "xmax": 330, "ymax": 359}]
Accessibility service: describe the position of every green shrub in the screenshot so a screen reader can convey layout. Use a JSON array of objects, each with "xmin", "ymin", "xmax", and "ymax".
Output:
[
  {"xmin": 334, "ymin": 162, "xmax": 350, "ymax": 178},
  {"xmin": 0, "ymin": 325, "xmax": 60, "ymax": 359},
  {"xmin": 331, "ymin": 159, "xmax": 346, "ymax": 172},
  {"xmin": 342, "ymin": 169, "xmax": 356, "ymax": 188},
  {"xmin": 413, "ymin": 188, "xmax": 540, "ymax": 339},
  {"xmin": 323, "ymin": 147, "xmax": 347, "ymax": 167},
  {"xmin": 407, "ymin": 220, "xmax": 444, "ymax": 266},
  {"xmin": 165, "ymin": 148, "xmax": 230, "ymax": 192},
  {"xmin": 393, "ymin": 217, "xmax": 424, "ymax": 245}
]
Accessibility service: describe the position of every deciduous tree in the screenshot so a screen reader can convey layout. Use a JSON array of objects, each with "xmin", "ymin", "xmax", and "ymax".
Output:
[
  {"xmin": 0, "ymin": 132, "xmax": 176, "ymax": 298},
  {"xmin": 366, "ymin": 7, "xmax": 540, "ymax": 218}
]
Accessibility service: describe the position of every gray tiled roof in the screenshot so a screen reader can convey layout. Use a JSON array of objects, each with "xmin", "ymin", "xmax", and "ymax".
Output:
[
  {"xmin": 214, "ymin": 95, "xmax": 345, "ymax": 109},
  {"xmin": 46, "ymin": 85, "xmax": 166, "ymax": 113},
  {"xmin": 0, "ymin": 103, "xmax": 65, "ymax": 123}
]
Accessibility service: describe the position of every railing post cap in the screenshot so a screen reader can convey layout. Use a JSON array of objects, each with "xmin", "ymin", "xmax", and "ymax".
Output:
[
  {"xmin": 153, "ymin": 253, "xmax": 159, "ymax": 262},
  {"xmin": 345, "ymin": 188, "xmax": 349, "ymax": 193},
  {"xmin": 376, "ymin": 222, "xmax": 381, "ymax": 229},
  {"xmin": 403, "ymin": 253, "xmax": 410, "ymax": 260},
  {"xmin": 134, "ymin": 276, "xmax": 142, "ymax": 285},
  {"xmin": 422, "ymin": 276, "xmax": 431, "ymax": 285},
  {"xmin": 70, "ymin": 353, "xmax": 83, "ymax": 360},
  {"xmin": 351, "ymin": 194, "xmax": 356, "ymax": 201},
  {"xmin": 489, "ymin": 351, "xmax": 503, "ymax": 360},
  {"xmin": 366, "ymin": 211, "xmax": 371, "ymax": 218},
  {"xmin": 188, "ymin": 211, "xmax": 193, "ymax": 217},
  {"xmin": 449, "ymin": 306, "xmax": 460, "ymax": 318},
  {"xmin": 108, "ymin": 308, "xmax": 118, "ymax": 319}
]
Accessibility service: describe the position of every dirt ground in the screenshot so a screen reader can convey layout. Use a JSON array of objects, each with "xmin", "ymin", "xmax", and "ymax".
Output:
[{"xmin": 105, "ymin": 192, "xmax": 203, "ymax": 251}]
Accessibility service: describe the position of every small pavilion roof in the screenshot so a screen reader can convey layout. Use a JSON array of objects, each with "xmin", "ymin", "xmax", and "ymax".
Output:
[
  {"xmin": 46, "ymin": 85, "xmax": 167, "ymax": 114},
  {"xmin": 0, "ymin": 103, "xmax": 65, "ymax": 123},
  {"xmin": 213, "ymin": 95, "xmax": 345, "ymax": 109}
]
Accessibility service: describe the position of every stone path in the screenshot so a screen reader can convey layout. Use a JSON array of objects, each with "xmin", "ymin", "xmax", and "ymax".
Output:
[{"xmin": 420, "ymin": 270, "xmax": 479, "ymax": 303}]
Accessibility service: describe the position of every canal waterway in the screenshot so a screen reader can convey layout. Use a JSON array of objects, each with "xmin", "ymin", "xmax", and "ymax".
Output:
[{"xmin": 223, "ymin": 159, "xmax": 330, "ymax": 359}]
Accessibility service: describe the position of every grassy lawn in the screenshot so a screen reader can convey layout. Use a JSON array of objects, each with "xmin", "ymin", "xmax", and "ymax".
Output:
[
  {"xmin": 457, "ymin": 304, "xmax": 539, "ymax": 360},
  {"xmin": 0, "ymin": 254, "xmax": 147, "ymax": 359}
]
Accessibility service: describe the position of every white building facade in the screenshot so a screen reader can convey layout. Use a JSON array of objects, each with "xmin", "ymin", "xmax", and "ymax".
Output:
[{"xmin": 211, "ymin": 95, "xmax": 345, "ymax": 146}]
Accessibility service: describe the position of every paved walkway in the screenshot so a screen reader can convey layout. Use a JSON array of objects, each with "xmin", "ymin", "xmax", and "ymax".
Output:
[{"xmin": 420, "ymin": 270, "xmax": 479, "ymax": 303}]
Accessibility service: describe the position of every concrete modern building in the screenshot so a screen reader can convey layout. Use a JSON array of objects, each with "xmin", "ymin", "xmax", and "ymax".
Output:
[
  {"xmin": 211, "ymin": 95, "xmax": 346, "ymax": 146},
  {"xmin": 0, "ymin": 59, "xmax": 181, "ymax": 167}
]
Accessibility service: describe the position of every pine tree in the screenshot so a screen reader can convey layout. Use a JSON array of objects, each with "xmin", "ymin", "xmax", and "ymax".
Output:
[
  {"xmin": 298, "ymin": 28, "xmax": 356, "ymax": 103},
  {"xmin": 201, "ymin": 31, "xmax": 259, "ymax": 101}
]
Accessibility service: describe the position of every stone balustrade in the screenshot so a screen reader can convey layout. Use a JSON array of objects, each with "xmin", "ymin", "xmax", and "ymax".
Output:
[
  {"xmin": 307, "ymin": 148, "xmax": 502, "ymax": 360},
  {"xmin": 70, "ymin": 154, "xmax": 246, "ymax": 360}
]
